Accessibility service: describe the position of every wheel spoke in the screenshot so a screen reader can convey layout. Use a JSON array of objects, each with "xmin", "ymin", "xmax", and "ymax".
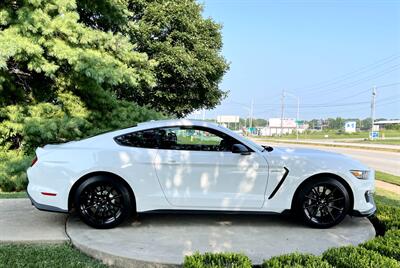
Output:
[
  {"xmin": 110, "ymin": 195, "xmax": 122, "ymax": 201},
  {"xmin": 305, "ymin": 195, "xmax": 317, "ymax": 201},
  {"xmin": 304, "ymin": 203, "xmax": 318, "ymax": 209},
  {"xmin": 327, "ymin": 209, "xmax": 336, "ymax": 221},
  {"xmin": 325, "ymin": 188, "xmax": 336, "ymax": 198},
  {"xmin": 329, "ymin": 197, "xmax": 344, "ymax": 203},
  {"xmin": 327, "ymin": 205, "xmax": 343, "ymax": 211},
  {"xmin": 311, "ymin": 188, "xmax": 320, "ymax": 197}
]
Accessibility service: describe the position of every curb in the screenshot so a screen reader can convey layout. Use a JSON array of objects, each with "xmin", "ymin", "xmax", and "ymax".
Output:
[
  {"xmin": 65, "ymin": 217, "xmax": 180, "ymax": 268},
  {"xmin": 70, "ymin": 239, "xmax": 180, "ymax": 268}
]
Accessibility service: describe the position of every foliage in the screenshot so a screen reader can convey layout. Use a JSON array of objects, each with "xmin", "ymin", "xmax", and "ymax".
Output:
[
  {"xmin": 322, "ymin": 246, "xmax": 400, "ymax": 268},
  {"xmin": 262, "ymin": 253, "xmax": 332, "ymax": 268},
  {"xmin": 376, "ymin": 203, "xmax": 400, "ymax": 231},
  {"xmin": 183, "ymin": 252, "xmax": 252, "ymax": 268},
  {"xmin": 362, "ymin": 230, "xmax": 400, "ymax": 261},
  {"xmin": 0, "ymin": 243, "xmax": 106, "ymax": 268},
  {"xmin": 0, "ymin": 150, "xmax": 31, "ymax": 192},
  {"xmin": 77, "ymin": 0, "xmax": 229, "ymax": 117},
  {"xmin": 0, "ymin": 0, "xmax": 156, "ymax": 108},
  {"xmin": 0, "ymin": 91, "xmax": 162, "ymax": 191}
]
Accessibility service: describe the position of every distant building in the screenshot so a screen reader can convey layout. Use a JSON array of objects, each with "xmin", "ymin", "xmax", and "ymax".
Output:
[
  {"xmin": 374, "ymin": 120, "xmax": 400, "ymax": 130},
  {"xmin": 259, "ymin": 118, "xmax": 308, "ymax": 136}
]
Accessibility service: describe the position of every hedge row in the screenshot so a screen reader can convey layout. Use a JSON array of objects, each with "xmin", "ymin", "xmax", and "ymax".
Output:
[
  {"xmin": 376, "ymin": 204, "xmax": 400, "ymax": 230},
  {"xmin": 361, "ymin": 229, "xmax": 400, "ymax": 261},
  {"xmin": 184, "ymin": 252, "xmax": 252, "ymax": 268},
  {"xmin": 184, "ymin": 203, "xmax": 400, "ymax": 268},
  {"xmin": 262, "ymin": 253, "xmax": 332, "ymax": 268},
  {"xmin": 322, "ymin": 246, "xmax": 399, "ymax": 268}
]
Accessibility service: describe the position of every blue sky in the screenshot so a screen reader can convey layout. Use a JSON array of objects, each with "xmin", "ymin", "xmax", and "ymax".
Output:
[{"xmin": 196, "ymin": 0, "xmax": 400, "ymax": 120}]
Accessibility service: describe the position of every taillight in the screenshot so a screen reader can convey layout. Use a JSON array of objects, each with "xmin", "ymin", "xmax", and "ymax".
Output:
[{"xmin": 31, "ymin": 156, "xmax": 38, "ymax": 167}]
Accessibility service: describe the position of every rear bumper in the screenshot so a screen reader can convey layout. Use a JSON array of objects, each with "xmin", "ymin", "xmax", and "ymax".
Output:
[{"xmin": 27, "ymin": 191, "xmax": 68, "ymax": 213}]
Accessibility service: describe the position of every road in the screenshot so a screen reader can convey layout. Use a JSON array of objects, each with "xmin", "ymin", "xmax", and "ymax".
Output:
[{"xmin": 259, "ymin": 142, "xmax": 400, "ymax": 176}]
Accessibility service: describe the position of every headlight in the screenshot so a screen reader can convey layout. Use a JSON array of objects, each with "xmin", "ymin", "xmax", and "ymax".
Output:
[{"xmin": 350, "ymin": 170, "xmax": 369, "ymax": 180}]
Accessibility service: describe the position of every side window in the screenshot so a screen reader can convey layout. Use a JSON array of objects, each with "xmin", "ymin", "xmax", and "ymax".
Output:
[
  {"xmin": 159, "ymin": 127, "xmax": 237, "ymax": 152},
  {"xmin": 114, "ymin": 126, "xmax": 245, "ymax": 152},
  {"xmin": 114, "ymin": 129, "xmax": 161, "ymax": 148}
]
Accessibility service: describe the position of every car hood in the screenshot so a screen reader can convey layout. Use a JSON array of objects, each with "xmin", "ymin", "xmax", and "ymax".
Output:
[{"xmin": 268, "ymin": 146, "xmax": 369, "ymax": 171}]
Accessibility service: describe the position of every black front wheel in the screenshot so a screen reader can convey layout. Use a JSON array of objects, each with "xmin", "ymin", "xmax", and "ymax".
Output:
[
  {"xmin": 294, "ymin": 178, "xmax": 351, "ymax": 228},
  {"xmin": 74, "ymin": 175, "xmax": 133, "ymax": 229}
]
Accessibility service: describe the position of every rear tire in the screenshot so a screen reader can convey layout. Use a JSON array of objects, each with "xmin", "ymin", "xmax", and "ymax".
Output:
[
  {"xmin": 74, "ymin": 175, "xmax": 133, "ymax": 229},
  {"xmin": 294, "ymin": 177, "xmax": 350, "ymax": 228}
]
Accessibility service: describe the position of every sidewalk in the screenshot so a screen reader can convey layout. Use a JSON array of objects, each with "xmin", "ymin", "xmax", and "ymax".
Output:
[
  {"xmin": 0, "ymin": 199, "xmax": 68, "ymax": 243},
  {"xmin": 376, "ymin": 180, "xmax": 400, "ymax": 195}
]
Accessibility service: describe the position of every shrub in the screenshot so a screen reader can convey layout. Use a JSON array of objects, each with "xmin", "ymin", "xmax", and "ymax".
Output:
[
  {"xmin": 0, "ymin": 150, "xmax": 31, "ymax": 192},
  {"xmin": 0, "ymin": 92, "xmax": 163, "ymax": 192},
  {"xmin": 262, "ymin": 253, "xmax": 332, "ymax": 268},
  {"xmin": 376, "ymin": 203, "xmax": 400, "ymax": 230},
  {"xmin": 183, "ymin": 252, "xmax": 252, "ymax": 268},
  {"xmin": 361, "ymin": 230, "xmax": 400, "ymax": 261},
  {"xmin": 322, "ymin": 246, "xmax": 400, "ymax": 268}
]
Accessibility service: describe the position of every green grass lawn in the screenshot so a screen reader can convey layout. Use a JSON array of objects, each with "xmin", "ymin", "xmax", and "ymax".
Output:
[
  {"xmin": 258, "ymin": 129, "xmax": 400, "ymax": 141},
  {"xmin": 0, "ymin": 191, "xmax": 27, "ymax": 199},
  {"xmin": 376, "ymin": 171, "xmax": 400, "ymax": 186},
  {"xmin": 0, "ymin": 243, "xmax": 106, "ymax": 268}
]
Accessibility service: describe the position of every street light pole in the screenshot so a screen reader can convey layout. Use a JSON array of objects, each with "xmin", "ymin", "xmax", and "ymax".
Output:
[
  {"xmin": 296, "ymin": 96, "xmax": 300, "ymax": 140},
  {"xmin": 370, "ymin": 86, "xmax": 377, "ymax": 139},
  {"xmin": 280, "ymin": 90, "xmax": 285, "ymax": 136}
]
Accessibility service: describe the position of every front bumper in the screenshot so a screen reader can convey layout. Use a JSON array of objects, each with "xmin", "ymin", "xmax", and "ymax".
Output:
[{"xmin": 351, "ymin": 191, "xmax": 376, "ymax": 217}]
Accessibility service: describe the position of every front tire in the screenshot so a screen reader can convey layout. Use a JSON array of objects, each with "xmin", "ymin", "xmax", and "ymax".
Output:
[
  {"xmin": 74, "ymin": 175, "xmax": 133, "ymax": 229},
  {"xmin": 294, "ymin": 177, "xmax": 351, "ymax": 228}
]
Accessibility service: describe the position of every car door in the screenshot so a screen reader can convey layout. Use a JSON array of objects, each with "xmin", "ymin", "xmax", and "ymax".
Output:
[{"xmin": 154, "ymin": 126, "xmax": 269, "ymax": 209}]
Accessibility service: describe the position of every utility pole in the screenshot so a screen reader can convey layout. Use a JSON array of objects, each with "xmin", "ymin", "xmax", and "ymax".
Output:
[
  {"xmin": 249, "ymin": 98, "xmax": 254, "ymax": 129},
  {"xmin": 296, "ymin": 96, "xmax": 300, "ymax": 140},
  {"xmin": 370, "ymin": 86, "xmax": 377, "ymax": 139},
  {"xmin": 280, "ymin": 89, "xmax": 285, "ymax": 136}
]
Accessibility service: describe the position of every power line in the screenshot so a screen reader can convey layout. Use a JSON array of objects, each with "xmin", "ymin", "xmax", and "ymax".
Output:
[
  {"xmin": 300, "ymin": 64, "xmax": 400, "ymax": 96},
  {"xmin": 292, "ymin": 54, "xmax": 400, "ymax": 92}
]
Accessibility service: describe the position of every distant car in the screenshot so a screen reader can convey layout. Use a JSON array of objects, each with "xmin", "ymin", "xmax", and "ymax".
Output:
[{"xmin": 27, "ymin": 120, "xmax": 375, "ymax": 229}]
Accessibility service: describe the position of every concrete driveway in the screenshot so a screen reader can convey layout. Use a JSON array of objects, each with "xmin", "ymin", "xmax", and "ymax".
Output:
[
  {"xmin": 0, "ymin": 198, "xmax": 375, "ymax": 267},
  {"xmin": 67, "ymin": 213, "xmax": 375, "ymax": 267},
  {"xmin": 0, "ymin": 199, "xmax": 68, "ymax": 243}
]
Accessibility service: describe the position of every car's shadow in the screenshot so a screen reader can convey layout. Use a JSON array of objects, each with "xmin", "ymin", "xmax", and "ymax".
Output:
[{"xmin": 122, "ymin": 211, "xmax": 304, "ymax": 228}]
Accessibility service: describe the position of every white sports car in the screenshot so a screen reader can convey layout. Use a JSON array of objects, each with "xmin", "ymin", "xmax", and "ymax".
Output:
[{"xmin": 27, "ymin": 119, "xmax": 376, "ymax": 229}]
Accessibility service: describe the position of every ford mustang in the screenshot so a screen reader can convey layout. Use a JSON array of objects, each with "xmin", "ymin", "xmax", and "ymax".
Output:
[{"xmin": 27, "ymin": 119, "xmax": 376, "ymax": 228}]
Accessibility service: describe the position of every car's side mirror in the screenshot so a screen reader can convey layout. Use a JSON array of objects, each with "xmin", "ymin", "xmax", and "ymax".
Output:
[{"xmin": 232, "ymin": 144, "xmax": 251, "ymax": 155}]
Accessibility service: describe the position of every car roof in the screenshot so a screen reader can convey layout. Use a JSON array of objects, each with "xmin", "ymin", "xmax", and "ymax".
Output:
[
  {"xmin": 137, "ymin": 119, "xmax": 220, "ymax": 129},
  {"xmin": 78, "ymin": 119, "xmax": 263, "ymax": 152},
  {"xmin": 101, "ymin": 119, "xmax": 224, "ymax": 138}
]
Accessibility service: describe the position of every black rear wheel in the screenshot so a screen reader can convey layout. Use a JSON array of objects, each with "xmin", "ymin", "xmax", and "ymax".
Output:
[
  {"xmin": 74, "ymin": 175, "xmax": 133, "ymax": 229},
  {"xmin": 295, "ymin": 177, "xmax": 350, "ymax": 228}
]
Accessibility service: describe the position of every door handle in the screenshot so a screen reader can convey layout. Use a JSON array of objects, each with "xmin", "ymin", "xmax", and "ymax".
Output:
[{"xmin": 166, "ymin": 159, "xmax": 177, "ymax": 164}]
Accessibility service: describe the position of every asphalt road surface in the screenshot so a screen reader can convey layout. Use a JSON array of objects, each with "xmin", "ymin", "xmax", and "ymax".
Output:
[{"xmin": 261, "ymin": 142, "xmax": 400, "ymax": 176}]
